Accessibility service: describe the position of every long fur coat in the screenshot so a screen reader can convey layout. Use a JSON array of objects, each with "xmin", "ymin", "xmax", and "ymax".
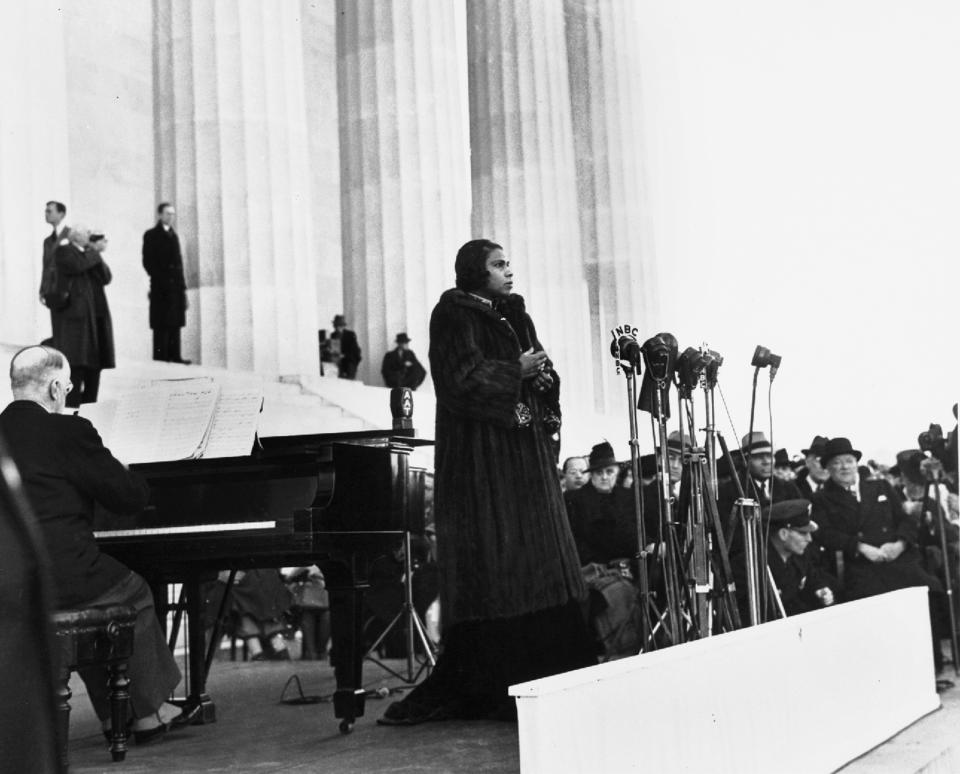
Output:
[{"xmin": 428, "ymin": 289, "xmax": 584, "ymax": 625}]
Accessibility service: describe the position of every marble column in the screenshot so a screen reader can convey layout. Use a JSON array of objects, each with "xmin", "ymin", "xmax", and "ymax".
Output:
[
  {"xmin": 154, "ymin": 0, "xmax": 319, "ymax": 374},
  {"xmin": 565, "ymin": 0, "xmax": 660, "ymax": 414},
  {"xmin": 0, "ymin": 1, "xmax": 71, "ymax": 346},
  {"xmin": 337, "ymin": 0, "xmax": 471, "ymax": 386},
  {"xmin": 467, "ymin": 0, "xmax": 595, "ymax": 411}
]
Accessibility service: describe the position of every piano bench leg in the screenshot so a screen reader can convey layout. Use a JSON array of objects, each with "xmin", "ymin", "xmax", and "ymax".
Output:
[
  {"xmin": 333, "ymin": 689, "xmax": 366, "ymax": 734},
  {"xmin": 107, "ymin": 661, "xmax": 130, "ymax": 761}
]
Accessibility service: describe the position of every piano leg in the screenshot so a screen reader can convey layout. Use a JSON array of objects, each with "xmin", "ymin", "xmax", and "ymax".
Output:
[
  {"xmin": 327, "ymin": 559, "xmax": 368, "ymax": 734},
  {"xmin": 184, "ymin": 570, "xmax": 217, "ymax": 723}
]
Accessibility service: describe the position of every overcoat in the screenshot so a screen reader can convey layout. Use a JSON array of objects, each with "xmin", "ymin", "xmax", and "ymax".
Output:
[
  {"xmin": 142, "ymin": 222, "xmax": 187, "ymax": 329},
  {"xmin": 52, "ymin": 243, "xmax": 115, "ymax": 369},
  {"xmin": 428, "ymin": 289, "xmax": 584, "ymax": 625},
  {"xmin": 811, "ymin": 478, "xmax": 941, "ymax": 599},
  {"xmin": 381, "ymin": 348, "xmax": 427, "ymax": 389}
]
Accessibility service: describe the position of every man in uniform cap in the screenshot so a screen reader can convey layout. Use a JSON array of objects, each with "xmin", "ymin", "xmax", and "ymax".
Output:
[
  {"xmin": 763, "ymin": 499, "xmax": 836, "ymax": 617},
  {"xmin": 381, "ymin": 332, "xmax": 427, "ymax": 390},
  {"xmin": 797, "ymin": 435, "xmax": 831, "ymax": 499},
  {"xmin": 811, "ymin": 436, "xmax": 948, "ymax": 673}
]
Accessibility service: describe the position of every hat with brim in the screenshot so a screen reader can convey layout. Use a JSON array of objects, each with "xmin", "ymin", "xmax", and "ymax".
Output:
[
  {"xmin": 774, "ymin": 448, "xmax": 791, "ymax": 469},
  {"xmin": 587, "ymin": 441, "xmax": 622, "ymax": 472},
  {"xmin": 666, "ymin": 431, "xmax": 688, "ymax": 454},
  {"xmin": 765, "ymin": 499, "xmax": 817, "ymax": 533},
  {"xmin": 639, "ymin": 453, "xmax": 657, "ymax": 478},
  {"xmin": 801, "ymin": 435, "xmax": 829, "ymax": 456},
  {"xmin": 741, "ymin": 431, "xmax": 772, "ymax": 456},
  {"xmin": 895, "ymin": 449, "xmax": 925, "ymax": 486},
  {"xmin": 819, "ymin": 437, "xmax": 862, "ymax": 467},
  {"xmin": 395, "ymin": 333, "xmax": 411, "ymax": 344}
]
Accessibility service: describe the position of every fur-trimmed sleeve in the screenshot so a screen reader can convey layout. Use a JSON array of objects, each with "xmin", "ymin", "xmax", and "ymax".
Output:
[{"xmin": 429, "ymin": 300, "xmax": 522, "ymax": 428}]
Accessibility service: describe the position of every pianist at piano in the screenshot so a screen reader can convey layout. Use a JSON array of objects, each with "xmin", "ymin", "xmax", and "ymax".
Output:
[{"xmin": 0, "ymin": 345, "xmax": 192, "ymax": 742}]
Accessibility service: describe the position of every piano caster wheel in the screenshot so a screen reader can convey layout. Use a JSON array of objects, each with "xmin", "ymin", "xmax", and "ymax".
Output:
[{"xmin": 338, "ymin": 719, "xmax": 354, "ymax": 735}]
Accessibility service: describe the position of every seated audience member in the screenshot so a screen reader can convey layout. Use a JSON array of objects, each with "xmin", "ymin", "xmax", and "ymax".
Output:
[
  {"xmin": 811, "ymin": 436, "xmax": 948, "ymax": 672},
  {"xmin": 796, "ymin": 436, "xmax": 830, "ymax": 498},
  {"xmin": 283, "ymin": 566, "xmax": 330, "ymax": 661},
  {"xmin": 719, "ymin": 432, "xmax": 802, "ymax": 537},
  {"xmin": 0, "ymin": 346, "xmax": 189, "ymax": 742},
  {"xmin": 205, "ymin": 569, "xmax": 294, "ymax": 660},
  {"xmin": 773, "ymin": 449, "xmax": 797, "ymax": 482},
  {"xmin": 565, "ymin": 442, "xmax": 645, "ymax": 658},
  {"xmin": 760, "ymin": 499, "xmax": 837, "ymax": 617},
  {"xmin": 560, "ymin": 455, "xmax": 588, "ymax": 492},
  {"xmin": 896, "ymin": 450, "xmax": 959, "ymax": 589}
]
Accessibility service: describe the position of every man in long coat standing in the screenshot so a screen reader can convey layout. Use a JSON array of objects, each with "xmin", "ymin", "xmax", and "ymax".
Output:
[
  {"xmin": 142, "ymin": 202, "xmax": 188, "ymax": 364},
  {"xmin": 379, "ymin": 239, "xmax": 593, "ymax": 726}
]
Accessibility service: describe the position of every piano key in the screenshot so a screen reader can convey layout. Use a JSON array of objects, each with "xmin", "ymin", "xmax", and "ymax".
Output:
[{"xmin": 94, "ymin": 520, "xmax": 276, "ymax": 539}]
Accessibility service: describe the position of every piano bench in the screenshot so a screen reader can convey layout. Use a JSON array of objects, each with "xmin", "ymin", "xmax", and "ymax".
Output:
[{"xmin": 52, "ymin": 605, "xmax": 137, "ymax": 772}]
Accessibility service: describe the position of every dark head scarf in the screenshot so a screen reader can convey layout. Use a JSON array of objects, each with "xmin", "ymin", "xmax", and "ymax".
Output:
[{"xmin": 455, "ymin": 239, "xmax": 503, "ymax": 292}]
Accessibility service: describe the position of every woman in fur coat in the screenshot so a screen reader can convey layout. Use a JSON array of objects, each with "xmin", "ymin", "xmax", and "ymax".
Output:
[{"xmin": 379, "ymin": 239, "xmax": 594, "ymax": 725}]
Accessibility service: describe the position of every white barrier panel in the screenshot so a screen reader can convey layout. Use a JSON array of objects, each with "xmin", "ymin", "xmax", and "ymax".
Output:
[{"xmin": 510, "ymin": 588, "xmax": 940, "ymax": 774}]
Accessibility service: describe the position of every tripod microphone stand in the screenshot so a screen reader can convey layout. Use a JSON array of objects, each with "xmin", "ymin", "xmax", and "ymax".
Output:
[
  {"xmin": 610, "ymin": 329, "xmax": 658, "ymax": 652},
  {"xmin": 922, "ymin": 465, "xmax": 960, "ymax": 676},
  {"xmin": 364, "ymin": 530, "xmax": 438, "ymax": 684}
]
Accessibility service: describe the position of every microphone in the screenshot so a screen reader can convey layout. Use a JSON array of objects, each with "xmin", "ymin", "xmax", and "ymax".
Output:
[
  {"xmin": 768, "ymin": 353, "xmax": 782, "ymax": 381},
  {"xmin": 610, "ymin": 325, "xmax": 643, "ymax": 370}
]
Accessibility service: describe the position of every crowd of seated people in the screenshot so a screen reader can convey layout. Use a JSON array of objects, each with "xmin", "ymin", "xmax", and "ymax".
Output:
[{"xmin": 561, "ymin": 417, "xmax": 959, "ymax": 682}]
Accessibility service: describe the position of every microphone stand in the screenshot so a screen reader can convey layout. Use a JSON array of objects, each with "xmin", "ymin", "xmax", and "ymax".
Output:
[
  {"xmin": 621, "ymin": 363, "xmax": 656, "ymax": 652},
  {"xmin": 925, "ymin": 469, "xmax": 960, "ymax": 676}
]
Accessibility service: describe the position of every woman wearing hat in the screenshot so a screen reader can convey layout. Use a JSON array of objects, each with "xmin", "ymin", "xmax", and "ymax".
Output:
[{"xmin": 379, "ymin": 239, "xmax": 593, "ymax": 725}]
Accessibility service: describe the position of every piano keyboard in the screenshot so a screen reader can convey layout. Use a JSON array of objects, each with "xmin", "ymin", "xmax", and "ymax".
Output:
[{"xmin": 94, "ymin": 520, "xmax": 277, "ymax": 539}]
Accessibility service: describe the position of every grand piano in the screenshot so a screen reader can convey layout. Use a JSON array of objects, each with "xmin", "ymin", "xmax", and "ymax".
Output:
[{"xmin": 95, "ymin": 411, "xmax": 432, "ymax": 734}]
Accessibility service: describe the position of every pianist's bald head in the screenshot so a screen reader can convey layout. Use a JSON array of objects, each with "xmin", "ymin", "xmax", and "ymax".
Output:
[{"xmin": 10, "ymin": 346, "xmax": 70, "ymax": 404}]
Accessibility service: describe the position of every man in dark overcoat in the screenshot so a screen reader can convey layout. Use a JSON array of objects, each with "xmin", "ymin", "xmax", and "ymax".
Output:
[
  {"xmin": 796, "ymin": 435, "xmax": 831, "ymax": 499},
  {"xmin": 379, "ymin": 239, "xmax": 593, "ymax": 726},
  {"xmin": 142, "ymin": 202, "xmax": 188, "ymax": 363},
  {"xmin": 811, "ymin": 436, "xmax": 947, "ymax": 670},
  {"xmin": 381, "ymin": 332, "xmax": 426, "ymax": 389},
  {"xmin": 327, "ymin": 314, "xmax": 361, "ymax": 379},
  {"xmin": 0, "ymin": 346, "xmax": 191, "ymax": 741},
  {"xmin": 51, "ymin": 225, "xmax": 115, "ymax": 407}
]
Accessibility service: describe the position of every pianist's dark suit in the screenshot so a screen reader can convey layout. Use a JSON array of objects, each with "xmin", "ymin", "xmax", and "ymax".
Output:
[{"xmin": 0, "ymin": 400, "xmax": 181, "ymax": 720}]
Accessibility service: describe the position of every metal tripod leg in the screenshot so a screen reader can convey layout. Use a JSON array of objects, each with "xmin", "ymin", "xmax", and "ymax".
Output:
[{"xmin": 364, "ymin": 531, "xmax": 437, "ymax": 684}]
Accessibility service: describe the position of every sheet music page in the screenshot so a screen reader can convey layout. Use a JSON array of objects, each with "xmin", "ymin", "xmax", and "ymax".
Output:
[
  {"xmin": 99, "ymin": 383, "xmax": 221, "ymax": 464},
  {"xmin": 200, "ymin": 389, "xmax": 264, "ymax": 459},
  {"xmin": 153, "ymin": 383, "xmax": 221, "ymax": 461}
]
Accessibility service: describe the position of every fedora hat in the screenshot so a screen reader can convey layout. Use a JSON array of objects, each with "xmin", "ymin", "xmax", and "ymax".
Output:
[
  {"xmin": 667, "ymin": 431, "xmax": 688, "ymax": 453},
  {"xmin": 774, "ymin": 448, "xmax": 792, "ymax": 469},
  {"xmin": 638, "ymin": 453, "xmax": 657, "ymax": 478},
  {"xmin": 587, "ymin": 441, "xmax": 621, "ymax": 472},
  {"xmin": 332, "ymin": 314, "xmax": 347, "ymax": 326},
  {"xmin": 801, "ymin": 435, "xmax": 829, "ymax": 456},
  {"xmin": 895, "ymin": 449, "xmax": 925, "ymax": 486},
  {"xmin": 819, "ymin": 437, "xmax": 862, "ymax": 466},
  {"xmin": 395, "ymin": 332, "xmax": 411, "ymax": 344},
  {"xmin": 741, "ymin": 431, "xmax": 772, "ymax": 455}
]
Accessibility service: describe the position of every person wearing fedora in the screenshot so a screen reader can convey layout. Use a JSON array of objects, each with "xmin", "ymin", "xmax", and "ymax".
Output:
[
  {"xmin": 797, "ymin": 435, "xmax": 831, "ymax": 499},
  {"xmin": 378, "ymin": 239, "xmax": 593, "ymax": 726},
  {"xmin": 565, "ymin": 441, "xmax": 648, "ymax": 658},
  {"xmin": 734, "ymin": 499, "xmax": 837, "ymax": 620},
  {"xmin": 324, "ymin": 314, "xmax": 361, "ymax": 379},
  {"xmin": 895, "ymin": 449, "xmax": 959, "ymax": 590},
  {"xmin": 380, "ymin": 332, "xmax": 426, "ymax": 390},
  {"xmin": 811, "ymin": 436, "xmax": 949, "ymax": 673},
  {"xmin": 718, "ymin": 432, "xmax": 802, "ymax": 536}
]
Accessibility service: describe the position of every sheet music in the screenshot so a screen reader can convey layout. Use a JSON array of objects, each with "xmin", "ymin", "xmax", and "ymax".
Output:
[
  {"xmin": 201, "ymin": 389, "xmax": 264, "ymax": 459},
  {"xmin": 153, "ymin": 383, "xmax": 220, "ymax": 462}
]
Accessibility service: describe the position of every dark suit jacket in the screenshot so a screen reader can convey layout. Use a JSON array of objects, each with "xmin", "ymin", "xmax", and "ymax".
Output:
[
  {"xmin": 381, "ymin": 348, "xmax": 426, "ymax": 389},
  {"xmin": 811, "ymin": 477, "xmax": 939, "ymax": 599},
  {"xmin": 331, "ymin": 329, "xmax": 361, "ymax": 368},
  {"xmin": 0, "ymin": 401, "xmax": 149, "ymax": 607},
  {"xmin": 142, "ymin": 222, "xmax": 187, "ymax": 329},
  {"xmin": 40, "ymin": 225, "xmax": 70, "ymax": 301}
]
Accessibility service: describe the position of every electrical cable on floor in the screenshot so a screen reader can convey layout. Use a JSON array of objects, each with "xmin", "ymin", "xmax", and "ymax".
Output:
[{"xmin": 278, "ymin": 673, "xmax": 416, "ymax": 706}]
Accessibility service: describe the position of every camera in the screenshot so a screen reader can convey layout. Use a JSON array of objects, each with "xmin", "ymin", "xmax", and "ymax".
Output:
[{"xmin": 918, "ymin": 423, "xmax": 945, "ymax": 455}]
